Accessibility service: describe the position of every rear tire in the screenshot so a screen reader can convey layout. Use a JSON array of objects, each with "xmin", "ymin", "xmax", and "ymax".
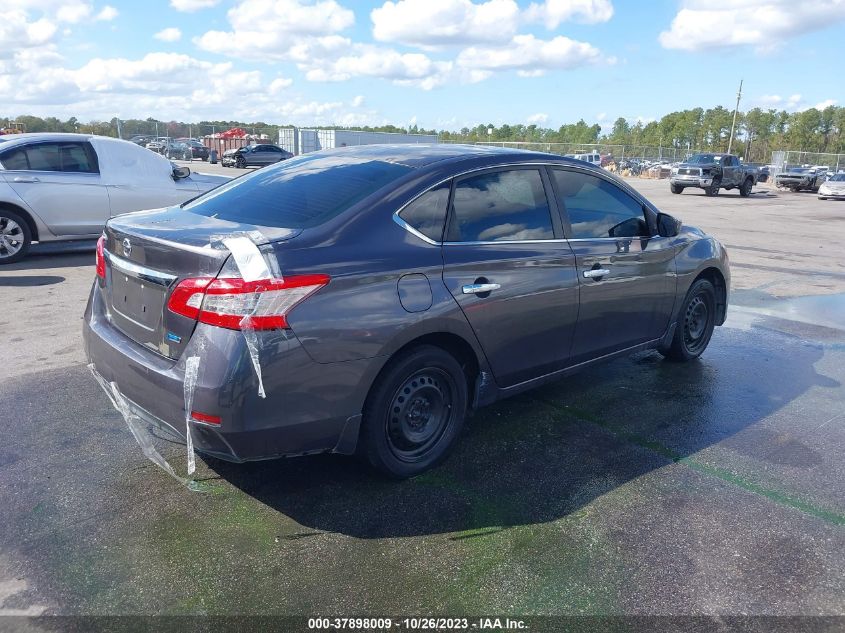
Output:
[
  {"xmin": 660, "ymin": 278, "xmax": 717, "ymax": 362},
  {"xmin": 361, "ymin": 345, "xmax": 467, "ymax": 479},
  {"xmin": 739, "ymin": 177, "xmax": 753, "ymax": 197},
  {"xmin": 670, "ymin": 184, "xmax": 683, "ymax": 194},
  {"xmin": 0, "ymin": 208, "xmax": 32, "ymax": 265}
]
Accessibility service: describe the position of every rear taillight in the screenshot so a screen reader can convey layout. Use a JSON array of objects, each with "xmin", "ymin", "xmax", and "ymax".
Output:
[
  {"xmin": 167, "ymin": 275, "xmax": 329, "ymax": 330},
  {"xmin": 95, "ymin": 235, "xmax": 106, "ymax": 279}
]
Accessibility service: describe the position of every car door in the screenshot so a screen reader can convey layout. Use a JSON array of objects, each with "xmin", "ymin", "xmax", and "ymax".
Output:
[
  {"xmin": 549, "ymin": 167, "xmax": 676, "ymax": 363},
  {"xmin": 441, "ymin": 167, "xmax": 579, "ymax": 387},
  {"xmin": 0, "ymin": 140, "xmax": 110, "ymax": 236},
  {"xmin": 721, "ymin": 155, "xmax": 738, "ymax": 186}
]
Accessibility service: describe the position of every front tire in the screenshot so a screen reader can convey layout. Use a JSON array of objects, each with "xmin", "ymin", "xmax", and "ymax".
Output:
[
  {"xmin": 705, "ymin": 178, "xmax": 721, "ymax": 197},
  {"xmin": 660, "ymin": 278, "xmax": 717, "ymax": 362},
  {"xmin": 0, "ymin": 208, "xmax": 32, "ymax": 265},
  {"xmin": 361, "ymin": 345, "xmax": 468, "ymax": 479},
  {"xmin": 236, "ymin": 155, "xmax": 246, "ymax": 169},
  {"xmin": 670, "ymin": 184, "xmax": 683, "ymax": 194},
  {"xmin": 739, "ymin": 177, "xmax": 753, "ymax": 197}
]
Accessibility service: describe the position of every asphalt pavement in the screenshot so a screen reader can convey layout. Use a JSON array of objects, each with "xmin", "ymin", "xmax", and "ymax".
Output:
[{"xmin": 1, "ymin": 176, "xmax": 843, "ymax": 617}]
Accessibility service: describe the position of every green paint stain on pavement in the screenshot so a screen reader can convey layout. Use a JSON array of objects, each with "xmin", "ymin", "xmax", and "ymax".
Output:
[{"xmin": 544, "ymin": 400, "xmax": 845, "ymax": 526}]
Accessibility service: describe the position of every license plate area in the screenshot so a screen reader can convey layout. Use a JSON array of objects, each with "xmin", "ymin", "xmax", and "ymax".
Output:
[{"xmin": 110, "ymin": 273, "xmax": 167, "ymax": 331}]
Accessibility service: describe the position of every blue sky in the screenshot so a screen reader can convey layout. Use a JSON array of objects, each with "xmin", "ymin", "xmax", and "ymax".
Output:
[{"xmin": 4, "ymin": 0, "xmax": 843, "ymax": 130}]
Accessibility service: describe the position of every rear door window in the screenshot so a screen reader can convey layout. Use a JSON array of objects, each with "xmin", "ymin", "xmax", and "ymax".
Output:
[{"xmin": 446, "ymin": 169, "xmax": 554, "ymax": 242}]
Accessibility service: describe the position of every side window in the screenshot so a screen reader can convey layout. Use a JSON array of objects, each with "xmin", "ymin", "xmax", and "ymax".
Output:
[
  {"xmin": 399, "ymin": 183, "xmax": 450, "ymax": 242},
  {"xmin": 0, "ymin": 142, "xmax": 97, "ymax": 173},
  {"xmin": 447, "ymin": 169, "xmax": 554, "ymax": 242},
  {"xmin": 552, "ymin": 169, "xmax": 648, "ymax": 239}
]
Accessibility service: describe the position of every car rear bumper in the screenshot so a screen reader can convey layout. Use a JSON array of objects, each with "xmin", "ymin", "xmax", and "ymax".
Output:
[{"xmin": 83, "ymin": 283, "xmax": 369, "ymax": 462}]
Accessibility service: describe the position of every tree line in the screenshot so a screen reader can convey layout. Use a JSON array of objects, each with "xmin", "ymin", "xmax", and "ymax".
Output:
[{"xmin": 5, "ymin": 104, "xmax": 845, "ymax": 162}]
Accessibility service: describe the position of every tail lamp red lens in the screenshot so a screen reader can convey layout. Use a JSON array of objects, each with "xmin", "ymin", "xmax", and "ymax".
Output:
[
  {"xmin": 167, "ymin": 275, "xmax": 330, "ymax": 330},
  {"xmin": 95, "ymin": 235, "xmax": 106, "ymax": 279},
  {"xmin": 190, "ymin": 411, "xmax": 221, "ymax": 425}
]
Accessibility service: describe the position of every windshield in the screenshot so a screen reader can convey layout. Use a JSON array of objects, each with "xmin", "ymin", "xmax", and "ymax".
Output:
[
  {"xmin": 686, "ymin": 154, "xmax": 722, "ymax": 164},
  {"xmin": 183, "ymin": 153, "xmax": 413, "ymax": 228},
  {"xmin": 830, "ymin": 173, "xmax": 845, "ymax": 182}
]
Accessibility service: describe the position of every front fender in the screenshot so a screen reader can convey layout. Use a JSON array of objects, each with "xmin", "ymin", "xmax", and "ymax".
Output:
[{"xmin": 671, "ymin": 235, "xmax": 730, "ymax": 324}]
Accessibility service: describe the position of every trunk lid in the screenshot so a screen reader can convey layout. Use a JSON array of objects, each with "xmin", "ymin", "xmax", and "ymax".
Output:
[{"xmin": 103, "ymin": 206, "xmax": 300, "ymax": 360}]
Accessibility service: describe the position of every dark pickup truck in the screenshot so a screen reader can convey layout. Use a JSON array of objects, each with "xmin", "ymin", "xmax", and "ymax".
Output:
[{"xmin": 670, "ymin": 153, "xmax": 759, "ymax": 197}]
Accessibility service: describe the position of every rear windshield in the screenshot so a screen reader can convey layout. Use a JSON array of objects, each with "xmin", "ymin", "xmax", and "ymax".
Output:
[{"xmin": 184, "ymin": 153, "xmax": 413, "ymax": 228}]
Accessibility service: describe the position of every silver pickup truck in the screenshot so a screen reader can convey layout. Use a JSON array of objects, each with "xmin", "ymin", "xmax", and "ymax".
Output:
[{"xmin": 670, "ymin": 153, "xmax": 759, "ymax": 197}]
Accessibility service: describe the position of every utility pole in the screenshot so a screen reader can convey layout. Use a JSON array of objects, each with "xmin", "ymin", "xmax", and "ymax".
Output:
[
  {"xmin": 727, "ymin": 79, "xmax": 743, "ymax": 155},
  {"xmin": 116, "ymin": 117, "xmax": 122, "ymax": 139}
]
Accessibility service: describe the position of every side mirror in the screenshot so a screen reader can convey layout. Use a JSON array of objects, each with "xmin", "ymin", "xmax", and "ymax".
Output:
[
  {"xmin": 172, "ymin": 165, "xmax": 191, "ymax": 180},
  {"xmin": 656, "ymin": 212, "xmax": 682, "ymax": 238}
]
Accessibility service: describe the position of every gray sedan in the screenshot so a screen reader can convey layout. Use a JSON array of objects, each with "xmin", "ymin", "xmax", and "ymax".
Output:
[{"xmin": 85, "ymin": 145, "xmax": 730, "ymax": 479}]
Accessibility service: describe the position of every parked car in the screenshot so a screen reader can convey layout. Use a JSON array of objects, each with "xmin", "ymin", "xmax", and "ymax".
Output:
[
  {"xmin": 84, "ymin": 145, "xmax": 730, "ymax": 478},
  {"xmin": 818, "ymin": 173, "xmax": 845, "ymax": 200},
  {"xmin": 220, "ymin": 148, "xmax": 239, "ymax": 167},
  {"xmin": 757, "ymin": 165, "xmax": 770, "ymax": 183},
  {"xmin": 572, "ymin": 152, "xmax": 602, "ymax": 167},
  {"xmin": 224, "ymin": 143, "xmax": 294, "ymax": 169},
  {"xmin": 165, "ymin": 142, "xmax": 192, "ymax": 161},
  {"xmin": 670, "ymin": 153, "xmax": 758, "ymax": 196},
  {"xmin": 776, "ymin": 167, "xmax": 826, "ymax": 192},
  {"xmin": 145, "ymin": 137, "xmax": 172, "ymax": 155},
  {"xmin": 0, "ymin": 133, "xmax": 230, "ymax": 263},
  {"xmin": 128, "ymin": 135, "xmax": 154, "ymax": 147},
  {"xmin": 175, "ymin": 139, "xmax": 210, "ymax": 161}
]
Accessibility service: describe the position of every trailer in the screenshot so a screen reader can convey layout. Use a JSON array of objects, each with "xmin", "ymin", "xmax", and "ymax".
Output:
[{"xmin": 284, "ymin": 128, "xmax": 438, "ymax": 155}]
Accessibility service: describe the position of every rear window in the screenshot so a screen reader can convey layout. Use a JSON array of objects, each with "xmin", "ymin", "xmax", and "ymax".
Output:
[{"xmin": 184, "ymin": 154, "xmax": 413, "ymax": 228}]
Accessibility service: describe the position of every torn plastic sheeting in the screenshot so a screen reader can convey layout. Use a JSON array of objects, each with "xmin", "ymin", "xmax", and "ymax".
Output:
[
  {"xmin": 216, "ymin": 231, "xmax": 282, "ymax": 399},
  {"xmin": 88, "ymin": 364, "xmax": 201, "ymax": 490},
  {"xmin": 239, "ymin": 316, "xmax": 266, "ymax": 399},
  {"xmin": 183, "ymin": 356, "xmax": 201, "ymax": 475},
  {"xmin": 219, "ymin": 234, "xmax": 273, "ymax": 283}
]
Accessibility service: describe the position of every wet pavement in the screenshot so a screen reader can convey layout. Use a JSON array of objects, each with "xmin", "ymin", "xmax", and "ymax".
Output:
[{"xmin": 1, "ymin": 180, "xmax": 844, "ymax": 617}]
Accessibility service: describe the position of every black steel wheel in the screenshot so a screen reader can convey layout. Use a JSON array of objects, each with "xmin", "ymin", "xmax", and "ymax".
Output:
[
  {"xmin": 236, "ymin": 154, "xmax": 246, "ymax": 169},
  {"xmin": 660, "ymin": 278, "xmax": 717, "ymax": 362},
  {"xmin": 361, "ymin": 345, "xmax": 467, "ymax": 478}
]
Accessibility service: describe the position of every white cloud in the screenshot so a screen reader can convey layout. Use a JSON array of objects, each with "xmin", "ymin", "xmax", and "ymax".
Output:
[
  {"xmin": 0, "ymin": 12, "xmax": 57, "ymax": 56},
  {"xmin": 154, "ymin": 27, "xmax": 182, "ymax": 42},
  {"xmin": 371, "ymin": 0, "xmax": 520, "ymax": 46},
  {"xmin": 755, "ymin": 93, "xmax": 806, "ymax": 111},
  {"xmin": 268, "ymin": 76, "xmax": 293, "ymax": 94},
  {"xmin": 659, "ymin": 0, "xmax": 845, "ymax": 52},
  {"xmin": 95, "ymin": 5, "xmax": 118, "ymax": 20},
  {"xmin": 456, "ymin": 34, "xmax": 607, "ymax": 73},
  {"xmin": 527, "ymin": 112, "xmax": 548, "ymax": 124},
  {"xmin": 524, "ymin": 0, "xmax": 613, "ymax": 28},
  {"xmin": 351, "ymin": 95, "xmax": 365, "ymax": 107},
  {"xmin": 170, "ymin": 0, "xmax": 220, "ymax": 11},
  {"xmin": 0, "ymin": 49, "xmax": 365, "ymax": 125},
  {"xmin": 814, "ymin": 99, "xmax": 837, "ymax": 110},
  {"xmin": 56, "ymin": 2, "xmax": 92, "ymax": 23},
  {"xmin": 195, "ymin": 0, "xmax": 354, "ymax": 60}
]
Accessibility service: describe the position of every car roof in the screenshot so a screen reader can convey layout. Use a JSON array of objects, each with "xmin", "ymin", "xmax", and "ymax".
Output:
[{"xmin": 308, "ymin": 143, "xmax": 584, "ymax": 169}]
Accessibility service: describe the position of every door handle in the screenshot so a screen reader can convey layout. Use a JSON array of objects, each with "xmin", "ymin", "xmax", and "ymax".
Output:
[
  {"xmin": 462, "ymin": 283, "xmax": 501, "ymax": 294},
  {"xmin": 583, "ymin": 269, "xmax": 610, "ymax": 279},
  {"xmin": 13, "ymin": 176, "xmax": 40, "ymax": 183}
]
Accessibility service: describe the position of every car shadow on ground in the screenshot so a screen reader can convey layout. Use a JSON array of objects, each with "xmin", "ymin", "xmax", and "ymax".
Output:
[
  {"xmin": 0, "ymin": 251, "xmax": 93, "ymax": 272},
  {"xmin": 209, "ymin": 324, "xmax": 839, "ymax": 539}
]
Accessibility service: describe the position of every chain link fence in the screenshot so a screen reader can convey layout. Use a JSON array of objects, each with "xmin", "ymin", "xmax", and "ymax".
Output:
[{"xmin": 440, "ymin": 140, "xmax": 688, "ymax": 163}]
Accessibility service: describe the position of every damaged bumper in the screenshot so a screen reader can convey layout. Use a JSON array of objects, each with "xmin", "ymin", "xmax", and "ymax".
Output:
[
  {"xmin": 670, "ymin": 176, "xmax": 713, "ymax": 188},
  {"xmin": 83, "ymin": 285, "xmax": 367, "ymax": 465}
]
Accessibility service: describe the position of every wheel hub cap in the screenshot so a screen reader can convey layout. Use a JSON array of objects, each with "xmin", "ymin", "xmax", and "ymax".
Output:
[{"xmin": 0, "ymin": 217, "xmax": 23, "ymax": 257}]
